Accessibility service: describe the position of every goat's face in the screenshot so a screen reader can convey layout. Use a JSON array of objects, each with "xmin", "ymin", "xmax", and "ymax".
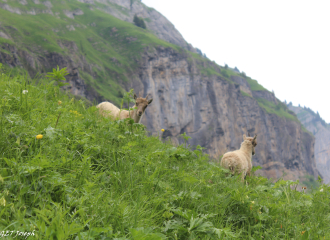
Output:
[
  {"xmin": 134, "ymin": 94, "xmax": 153, "ymax": 117},
  {"xmin": 243, "ymin": 134, "xmax": 258, "ymax": 155}
]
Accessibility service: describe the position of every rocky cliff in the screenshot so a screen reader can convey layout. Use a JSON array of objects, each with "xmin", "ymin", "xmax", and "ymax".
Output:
[
  {"xmin": 287, "ymin": 104, "xmax": 330, "ymax": 184},
  {"xmin": 0, "ymin": 0, "xmax": 320, "ymax": 182},
  {"xmin": 131, "ymin": 47, "xmax": 319, "ymax": 180}
]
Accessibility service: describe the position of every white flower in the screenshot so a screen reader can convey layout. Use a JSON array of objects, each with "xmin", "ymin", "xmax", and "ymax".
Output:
[
  {"xmin": 320, "ymin": 188, "xmax": 324, "ymax": 192},
  {"xmin": 22, "ymin": 90, "xmax": 28, "ymax": 94}
]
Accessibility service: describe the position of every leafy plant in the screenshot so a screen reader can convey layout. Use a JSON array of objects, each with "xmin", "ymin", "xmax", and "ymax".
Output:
[
  {"xmin": 133, "ymin": 14, "xmax": 147, "ymax": 29},
  {"xmin": 46, "ymin": 65, "xmax": 70, "ymax": 87}
]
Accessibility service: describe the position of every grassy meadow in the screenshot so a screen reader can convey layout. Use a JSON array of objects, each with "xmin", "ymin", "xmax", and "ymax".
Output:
[{"xmin": 0, "ymin": 66, "xmax": 329, "ymax": 239}]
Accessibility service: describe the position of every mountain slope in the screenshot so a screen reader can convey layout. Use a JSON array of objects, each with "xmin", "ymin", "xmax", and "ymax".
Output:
[
  {"xmin": 1, "ymin": 68, "xmax": 329, "ymax": 240},
  {"xmin": 287, "ymin": 103, "xmax": 330, "ymax": 184},
  {"xmin": 0, "ymin": 0, "xmax": 320, "ymax": 182}
]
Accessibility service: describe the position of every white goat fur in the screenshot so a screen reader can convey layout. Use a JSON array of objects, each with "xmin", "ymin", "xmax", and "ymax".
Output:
[
  {"xmin": 220, "ymin": 134, "xmax": 257, "ymax": 181},
  {"xmin": 96, "ymin": 95, "xmax": 152, "ymax": 123}
]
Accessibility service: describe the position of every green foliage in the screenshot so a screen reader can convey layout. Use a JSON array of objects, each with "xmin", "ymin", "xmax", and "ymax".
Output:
[
  {"xmin": 133, "ymin": 14, "xmax": 147, "ymax": 29},
  {"xmin": 302, "ymin": 175, "xmax": 320, "ymax": 191},
  {"xmin": 0, "ymin": 72, "xmax": 330, "ymax": 239},
  {"xmin": 246, "ymin": 77, "xmax": 269, "ymax": 92},
  {"xmin": 46, "ymin": 66, "xmax": 70, "ymax": 87},
  {"xmin": 257, "ymin": 98, "xmax": 299, "ymax": 122},
  {"xmin": 240, "ymin": 90, "xmax": 252, "ymax": 98}
]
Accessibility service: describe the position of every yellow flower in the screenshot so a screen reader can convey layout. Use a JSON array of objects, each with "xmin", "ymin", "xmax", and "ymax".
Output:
[
  {"xmin": 251, "ymin": 201, "xmax": 255, "ymax": 204},
  {"xmin": 301, "ymin": 231, "xmax": 306, "ymax": 235},
  {"xmin": 58, "ymin": 100, "xmax": 62, "ymax": 105},
  {"xmin": 36, "ymin": 134, "xmax": 43, "ymax": 140},
  {"xmin": 161, "ymin": 129, "xmax": 165, "ymax": 132}
]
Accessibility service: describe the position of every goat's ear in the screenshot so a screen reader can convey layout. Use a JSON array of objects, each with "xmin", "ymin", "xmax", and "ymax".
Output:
[
  {"xmin": 243, "ymin": 134, "xmax": 246, "ymax": 140},
  {"xmin": 148, "ymin": 98, "xmax": 153, "ymax": 104},
  {"xmin": 134, "ymin": 94, "xmax": 137, "ymax": 100}
]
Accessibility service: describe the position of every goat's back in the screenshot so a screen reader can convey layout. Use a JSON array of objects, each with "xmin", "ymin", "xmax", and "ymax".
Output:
[
  {"xmin": 97, "ymin": 102, "xmax": 120, "ymax": 119},
  {"xmin": 221, "ymin": 150, "xmax": 249, "ymax": 174}
]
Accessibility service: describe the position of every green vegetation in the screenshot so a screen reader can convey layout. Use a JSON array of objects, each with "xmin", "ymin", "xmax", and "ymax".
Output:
[
  {"xmin": 302, "ymin": 175, "xmax": 321, "ymax": 190},
  {"xmin": 256, "ymin": 98, "xmax": 299, "ymax": 122},
  {"xmin": 133, "ymin": 15, "xmax": 147, "ymax": 29},
  {"xmin": 240, "ymin": 90, "xmax": 252, "ymax": 98},
  {"xmin": 1, "ymin": 68, "xmax": 330, "ymax": 239},
  {"xmin": 246, "ymin": 78, "xmax": 269, "ymax": 92},
  {"xmin": 190, "ymin": 53, "xmax": 236, "ymax": 84}
]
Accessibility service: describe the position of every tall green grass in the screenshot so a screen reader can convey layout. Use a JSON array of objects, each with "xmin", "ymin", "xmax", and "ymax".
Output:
[{"xmin": 0, "ymin": 71, "xmax": 330, "ymax": 238}]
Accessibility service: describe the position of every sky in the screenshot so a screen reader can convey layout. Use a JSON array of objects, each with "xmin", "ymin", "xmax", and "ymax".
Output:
[{"xmin": 142, "ymin": 0, "xmax": 330, "ymax": 123}]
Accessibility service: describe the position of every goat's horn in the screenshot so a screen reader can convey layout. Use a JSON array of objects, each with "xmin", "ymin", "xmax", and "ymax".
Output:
[
  {"xmin": 248, "ymin": 133, "xmax": 250, "ymax": 137},
  {"xmin": 145, "ymin": 93, "xmax": 149, "ymax": 100},
  {"xmin": 253, "ymin": 134, "xmax": 257, "ymax": 140}
]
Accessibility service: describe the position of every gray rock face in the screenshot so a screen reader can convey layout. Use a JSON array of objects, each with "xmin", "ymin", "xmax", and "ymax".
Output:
[
  {"xmin": 130, "ymin": 47, "xmax": 319, "ymax": 180},
  {"xmin": 0, "ymin": 4, "xmax": 22, "ymax": 14},
  {"xmin": 252, "ymin": 90, "xmax": 277, "ymax": 105},
  {"xmin": 231, "ymin": 76, "xmax": 253, "ymax": 96},
  {"xmin": 0, "ymin": 42, "xmax": 101, "ymax": 102},
  {"xmin": 288, "ymin": 104, "xmax": 330, "ymax": 183},
  {"xmin": 0, "ymin": 31, "xmax": 10, "ymax": 39}
]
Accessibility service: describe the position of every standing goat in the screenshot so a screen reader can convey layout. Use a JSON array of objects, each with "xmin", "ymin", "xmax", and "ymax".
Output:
[
  {"xmin": 220, "ymin": 134, "xmax": 258, "ymax": 181},
  {"xmin": 97, "ymin": 94, "xmax": 153, "ymax": 123}
]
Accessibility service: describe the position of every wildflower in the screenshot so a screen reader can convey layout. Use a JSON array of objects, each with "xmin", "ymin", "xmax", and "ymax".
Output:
[
  {"xmin": 251, "ymin": 201, "xmax": 255, "ymax": 204},
  {"xmin": 301, "ymin": 231, "xmax": 306, "ymax": 235},
  {"xmin": 320, "ymin": 188, "xmax": 324, "ymax": 192},
  {"xmin": 58, "ymin": 100, "xmax": 62, "ymax": 105},
  {"xmin": 22, "ymin": 90, "xmax": 28, "ymax": 94},
  {"xmin": 0, "ymin": 197, "xmax": 6, "ymax": 206},
  {"xmin": 246, "ymin": 195, "xmax": 249, "ymax": 199},
  {"xmin": 36, "ymin": 134, "xmax": 43, "ymax": 140},
  {"xmin": 161, "ymin": 129, "xmax": 165, "ymax": 132}
]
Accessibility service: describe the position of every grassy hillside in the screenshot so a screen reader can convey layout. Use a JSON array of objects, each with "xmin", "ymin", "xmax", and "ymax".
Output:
[
  {"xmin": 0, "ymin": 0, "xmax": 181, "ymax": 106},
  {"xmin": 0, "ymin": 67, "xmax": 330, "ymax": 239}
]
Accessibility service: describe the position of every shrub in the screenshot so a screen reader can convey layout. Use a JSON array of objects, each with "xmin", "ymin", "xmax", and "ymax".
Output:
[{"xmin": 133, "ymin": 14, "xmax": 147, "ymax": 29}]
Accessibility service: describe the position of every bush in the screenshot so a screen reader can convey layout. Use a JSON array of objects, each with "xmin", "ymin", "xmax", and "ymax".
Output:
[{"xmin": 133, "ymin": 14, "xmax": 147, "ymax": 29}]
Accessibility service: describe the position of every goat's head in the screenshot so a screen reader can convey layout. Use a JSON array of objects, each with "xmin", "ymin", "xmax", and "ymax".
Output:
[
  {"xmin": 243, "ymin": 133, "xmax": 258, "ymax": 155},
  {"xmin": 134, "ymin": 94, "xmax": 153, "ymax": 117}
]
